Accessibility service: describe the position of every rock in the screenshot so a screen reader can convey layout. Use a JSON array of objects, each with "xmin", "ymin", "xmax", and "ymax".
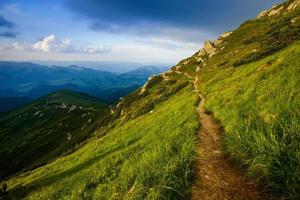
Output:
[
  {"xmin": 197, "ymin": 48, "xmax": 206, "ymax": 57},
  {"xmin": 197, "ymin": 40, "xmax": 217, "ymax": 58},
  {"xmin": 268, "ymin": 6, "xmax": 283, "ymax": 17},
  {"xmin": 212, "ymin": 39, "xmax": 223, "ymax": 46},
  {"xmin": 61, "ymin": 103, "xmax": 67, "ymax": 109},
  {"xmin": 291, "ymin": 17, "xmax": 297, "ymax": 23},
  {"xmin": 88, "ymin": 118, "xmax": 92, "ymax": 123},
  {"xmin": 183, "ymin": 60, "xmax": 190, "ymax": 65},
  {"xmin": 196, "ymin": 57, "xmax": 204, "ymax": 62},
  {"xmin": 288, "ymin": 0, "xmax": 300, "ymax": 11},
  {"xmin": 67, "ymin": 132, "xmax": 72, "ymax": 141},
  {"xmin": 220, "ymin": 31, "xmax": 232, "ymax": 39},
  {"xmin": 68, "ymin": 105, "xmax": 77, "ymax": 113},
  {"xmin": 256, "ymin": 10, "xmax": 269, "ymax": 19},
  {"xmin": 33, "ymin": 110, "xmax": 41, "ymax": 116},
  {"xmin": 110, "ymin": 108, "xmax": 115, "ymax": 114},
  {"xmin": 196, "ymin": 66, "xmax": 201, "ymax": 73},
  {"xmin": 204, "ymin": 41, "xmax": 216, "ymax": 55},
  {"xmin": 213, "ymin": 150, "xmax": 222, "ymax": 154}
]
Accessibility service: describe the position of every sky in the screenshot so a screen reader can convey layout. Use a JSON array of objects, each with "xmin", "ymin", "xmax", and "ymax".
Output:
[{"xmin": 0, "ymin": 0, "xmax": 283, "ymax": 64}]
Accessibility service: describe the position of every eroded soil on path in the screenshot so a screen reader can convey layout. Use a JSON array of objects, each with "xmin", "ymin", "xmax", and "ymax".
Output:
[{"xmin": 191, "ymin": 76, "xmax": 266, "ymax": 200}]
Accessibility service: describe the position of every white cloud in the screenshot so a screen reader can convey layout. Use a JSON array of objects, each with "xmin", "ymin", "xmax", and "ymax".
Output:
[
  {"xmin": 33, "ymin": 34, "xmax": 56, "ymax": 52},
  {"xmin": 32, "ymin": 34, "xmax": 110, "ymax": 54}
]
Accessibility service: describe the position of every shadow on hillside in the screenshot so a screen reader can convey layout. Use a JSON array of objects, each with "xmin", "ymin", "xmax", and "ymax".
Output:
[{"xmin": 6, "ymin": 137, "xmax": 143, "ymax": 199}]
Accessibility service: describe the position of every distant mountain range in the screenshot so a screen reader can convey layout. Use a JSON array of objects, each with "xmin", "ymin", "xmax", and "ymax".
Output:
[{"xmin": 0, "ymin": 62, "xmax": 168, "ymax": 113}]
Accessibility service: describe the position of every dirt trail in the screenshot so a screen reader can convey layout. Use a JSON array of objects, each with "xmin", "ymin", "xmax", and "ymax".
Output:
[{"xmin": 191, "ymin": 75, "xmax": 265, "ymax": 200}]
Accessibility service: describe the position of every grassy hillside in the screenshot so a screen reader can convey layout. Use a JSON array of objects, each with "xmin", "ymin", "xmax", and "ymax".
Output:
[
  {"xmin": 198, "ymin": 42, "xmax": 300, "ymax": 199},
  {"xmin": 0, "ymin": 90, "xmax": 108, "ymax": 180},
  {"xmin": 2, "ymin": 0, "xmax": 300, "ymax": 199},
  {"xmin": 3, "ymin": 73, "xmax": 200, "ymax": 199},
  {"xmin": 175, "ymin": 0, "xmax": 300, "ymax": 198}
]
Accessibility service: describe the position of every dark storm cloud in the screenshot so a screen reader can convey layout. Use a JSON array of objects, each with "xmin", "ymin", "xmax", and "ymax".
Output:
[
  {"xmin": 65, "ymin": 0, "xmax": 283, "ymax": 33},
  {"xmin": 0, "ymin": 15, "xmax": 15, "ymax": 29}
]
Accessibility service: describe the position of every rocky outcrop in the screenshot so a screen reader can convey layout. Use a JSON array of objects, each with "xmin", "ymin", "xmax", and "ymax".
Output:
[
  {"xmin": 198, "ymin": 41, "xmax": 216, "ymax": 58},
  {"xmin": 268, "ymin": 5, "xmax": 284, "ymax": 17},
  {"xmin": 257, "ymin": 0, "xmax": 300, "ymax": 19},
  {"xmin": 139, "ymin": 75, "xmax": 156, "ymax": 95},
  {"xmin": 197, "ymin": 33, "xmax": 231, "ymax": 60},
  {"xmin": 288, "ymin": 0, "xmax": 300, "ymax": 11},
  {"xmin": 219, "ymin": 31, "xmax": 232, "ymax": 39},
  {"xmin": 257, "ymin": 10, "xmax": 269, "ymax": 19}
]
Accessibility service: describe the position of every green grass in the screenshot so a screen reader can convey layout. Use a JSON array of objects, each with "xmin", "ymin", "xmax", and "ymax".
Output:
[
  {"xmin": 0, "ymin": 90, "xmax": 108, "ymax": 180},
  {"xmin": 197, "ymin": 42, "xmax": 300, "ymax": 199},
  {"xmin": 3, "ymin": 76, "xmax": 199, "ymax": 199}
]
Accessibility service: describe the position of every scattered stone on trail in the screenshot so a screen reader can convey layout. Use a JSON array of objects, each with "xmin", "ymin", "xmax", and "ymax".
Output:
[{"xmin": 212, "ymin": 150, "xmax": 222, "ymax": 154}]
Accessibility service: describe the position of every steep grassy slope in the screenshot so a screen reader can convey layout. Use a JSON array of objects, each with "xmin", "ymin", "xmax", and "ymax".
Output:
[
  {"xmin": 0, "ymin": 90, "xmax": 108, "ymax": 180},
  {"xmin": 198, "ymin": 43, "xmax": 300, "ymax": 198},
  {"xmin": 2, "ymin": 0, "xmax": 300, "ymax": 199},
  {"xmin": 3, "ymin": 73, "xmax": 200, "ymax": 199},
  {"xmin": 172, "ymin": 0, "xmax": 300, "ymax": 198}
]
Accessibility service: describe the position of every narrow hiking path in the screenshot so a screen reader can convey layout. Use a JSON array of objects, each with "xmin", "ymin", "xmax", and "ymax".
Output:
[{"xmin": 190, "ymin": 75, "xmax": 265, "ymax": 200}]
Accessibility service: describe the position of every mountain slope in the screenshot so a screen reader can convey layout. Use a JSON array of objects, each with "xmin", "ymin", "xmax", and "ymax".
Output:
[
  {"xmin": 0, "ymin": 90, "xmax": 108, "ymax": 180},
  {"xmin": 0, "ymin": 62, "xmax": 166, "ymax": 103},
  {"xmin": 177, "ymin": 0, "xmax": 299, "ymax": 198},
  {"xmin": 0, "ymin": 97, "xmax": 32, "ymax": 114},
  {"xmin": 4, "ymin": 72, "xmax": 200, "ymax": 199},
  {"xmin": 1, "ymin": 0, "xmax": 300, "ymax": 199}
]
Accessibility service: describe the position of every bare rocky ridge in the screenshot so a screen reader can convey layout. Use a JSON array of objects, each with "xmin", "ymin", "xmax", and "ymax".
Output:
[{"xmin": 257, "ymin": 0, "xmax": 300, "ymax": 19}]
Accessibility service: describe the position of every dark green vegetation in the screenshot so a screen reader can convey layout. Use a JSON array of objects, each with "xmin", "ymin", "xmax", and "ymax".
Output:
[
  {"xmin": 3, "ymin": 72, "xmax": 199, "ymax": 199},
  {"xmin": 0, "ymin": 97, "xmax": 31, "ymax": 115},
  {"xmin": 0, "ymin": 90, "xmax": 108, "ymax": 180}
]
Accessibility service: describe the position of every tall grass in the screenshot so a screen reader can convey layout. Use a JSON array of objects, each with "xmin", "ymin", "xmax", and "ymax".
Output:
[
  {"xmin": 198, "ymin": 43, "xmax": 300, "ymax": 199},
  {"xmin": 4, "ymin": 82, "xmax": 199, "ymax": 199}
]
